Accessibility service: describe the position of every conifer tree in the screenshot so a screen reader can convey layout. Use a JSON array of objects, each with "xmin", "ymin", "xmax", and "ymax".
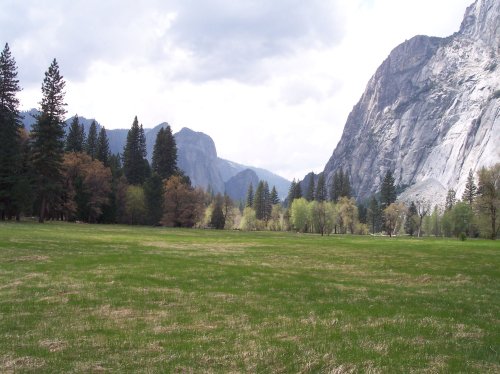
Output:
[
  {"xmin": 31, "ymin": 59, "xmax": 67, "ymax": 223},
  {"xmin": 65, "ymin": 115, "xmax": 85, "ymax": 152},
  {"xmin": 405, "ymin": 201, "xmax": 418, "ymax": 236},
  {"xmin": 306, "ymin": 174, "xmax": 315, "ymax": 202},
  {"xmin": 315, "ymin": 173, "xmax": 327, "ymax": 202},
  {"xmin": 0, "ymin": 43, "xmax": 22, "ymax": 220},
  {"xmin": 246, "ymin": 183, "xmax": 254, "ymax": 208},
  {"xmin": 123, "ymin": 116, "xmax": 149, "ymax": 185},
  {"xmin": 270, "ymin": 186, "xmax": 280, "ymax": 205},
  {"xmin": 380, "ymin": 170, "xmax": 396, "ymax": 209},
  {"xmin": 367, "ymin": 196, "xmax": 381, "ymax": 234},
  {"xmin": 253, "ymin": 181, "xmax": 265, "ymax": 220},
  {"xmin": 144, "ymin": 173, "xmax": 164, "ymax": 225},
  {"xmin": 462, "ymin": 169, "xmax": 477, "ymax": 205},
  {"xmin": 85, "ymin": 120, "xmax": 98, "ymax": 159},
  {"xmin": 96, "ymin": 127, "xmax": 110, "ymax": 166},
  {"xmin": 445, "ymin": 189, "xmax": 456, "ymax": 211},
  {"xmin": 263, "ymin": 181, "xmax": 271, "ymax": 220},
  {"xmin": 152, "ymin": 125, "xmax": 178, "ymax": 180}
]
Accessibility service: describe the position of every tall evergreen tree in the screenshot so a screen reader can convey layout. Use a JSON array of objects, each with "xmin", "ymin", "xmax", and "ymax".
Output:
[
  {"xmin": 253, "ymin": 181, "xmax": 265, "ymax": 220},
  {"xmin": 246, "ymin": 183, "xmax": 254, "ymax": 208},
  {"xmin": 96, "ymin": 127, "xmax": 110, "ymax": 166},
  {"xmin": 123, "ymin": 116, "xmax": 149, "ymax": 185},
  {"xmin": 152, "ymin": 126, "xmax": 178, "ymax": 180},
  {"xmin": 405, "ymin": 201, "xmax": 418, "ymax": 236},
  {"xmin": 0, "ymin": 43, "xmax": 22, "ymax": 220},
  {"xmin": 330, "ymin": 168, "xmax": 351, "ymax": 202},
  {"xmin": 270, "ymin": 186, "xmax": 280, "ymax": 205},
  {"xmin": 65, "ymin": 115, "xmax": 85, "ymax": 152},
  {"xmin": 367, "ymin": 196, "xmax": 381, "ymax": 234},
  {"xmin": 31, "ymin": 59, "xmax": 67, "ymax": 223},
  {"xmin": 445, "ymin": 189, "xmax": 456, "ymax": 211},
  {"xmin": 85, "ymin": 120, "xmax": 98, "ymax": 159},
  {"xmin": 305, "ymin": 174, "xmax": 315, "ymax": 201},
  {"xmin": 144, "ymin": 173, "xmax": 164, "ymax": 225},
  {"xmin": 263, "ymin": 181, "xmax": 271, "ymax": 220},
  {"xmin": 315, "ymin": 173, "xmax": 327, "ymax": 202},
  {"xmin": 380, "ymin": 170, "xmax": 396, "ymax": 209},
  {"xmin": 462, "ymin": 169, "xmax": 477, "ymax": 205}
]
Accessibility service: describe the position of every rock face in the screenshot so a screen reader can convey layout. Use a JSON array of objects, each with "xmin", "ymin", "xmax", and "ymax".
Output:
[
  {"xmin": 323, "ymin": 0, "xmax": 499, "ymax": 205},
  {"xmin": 224, "ymin": 169, "xmax": 259, "ymax": 202},
  {"xmin": 175, "ymin": 127, "xmax": 226, "ymax": 193}
]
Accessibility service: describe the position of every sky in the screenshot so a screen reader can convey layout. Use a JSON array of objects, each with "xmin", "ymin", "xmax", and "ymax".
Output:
[{"xmin": 1, "ymin": 0, "xmax": 473, "ymax": 180}]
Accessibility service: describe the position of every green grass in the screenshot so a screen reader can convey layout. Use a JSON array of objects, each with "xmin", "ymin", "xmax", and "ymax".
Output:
[{"xmin": 0, "ymin": 222, "xmax": 498, "ymax": 373}]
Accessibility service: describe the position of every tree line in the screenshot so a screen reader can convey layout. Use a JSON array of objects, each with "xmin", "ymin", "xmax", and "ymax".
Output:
[{"xmin": 1, "ymin": 43, "xmax": 498, "ymax": 238}]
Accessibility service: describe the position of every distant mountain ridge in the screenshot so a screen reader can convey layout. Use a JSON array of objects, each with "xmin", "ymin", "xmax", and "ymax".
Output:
[
  {"xmin": 320, "ymin": 0, "xmax": 499, "ymax": 204},
  {"xmin": 20, "ymin": 110, "xmax": 290, "ymax": 200}
]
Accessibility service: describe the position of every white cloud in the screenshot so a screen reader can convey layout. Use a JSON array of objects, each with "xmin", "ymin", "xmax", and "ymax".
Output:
[{"xmin": 7, "ymin": 0, "xmax": 474, "ymax": 180}]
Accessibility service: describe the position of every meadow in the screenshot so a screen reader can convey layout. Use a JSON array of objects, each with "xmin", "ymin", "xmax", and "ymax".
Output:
[{"xmin": 0, "ymin": 222, "xmax": 498, "ymax": 373}]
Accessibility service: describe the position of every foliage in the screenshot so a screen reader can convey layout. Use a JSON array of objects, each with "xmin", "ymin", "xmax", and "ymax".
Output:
[
  {"xmin": 405, "ymin": 201, "xmax": 418, "ymax": 236},
  {"xmin": 162, "ymin": 175, "xmax": 204, "ymax": 228},
  {"xmin": 30, "ymin": 59, "xmax": 67, "ymax": 223},
  {"xmin": 125, "ymin": 185, "xmax": 146, "ymax": 225},
  {"xmin": 144, "ymin": 173, "xmax": 164, "ymax": 226},
  {"xmin": 96, "ymin": 127, "xmax": 110, "ymax": 166},
  {"xmin": 65, "ymin": 115, "xmax": 85, "ymax": 153},
  {"xmin": 239, "ymin": 206, "xmax": 257, "ymax": 231},
  {"xmin": 315, "ymin": 173, "xmax": 327, "ymax": 202},
  {"xmin": 305, "ymin": 173, "xmax": 315, "ymax": 201},
  {"xmin": 337, "ymin": 197, "xmax": 358, "ymax": 234},
  {"xmin": 290, "ymin": 198, "xmax": 309, "ymax": 232},
  {"xmin": 462, "ymin": 169, "xmax": 477, "ymax": 206},
  {"xmin": 62, "ymin": 152, "xmax": 112, "ymax": 223},
  {"xmin": 245, "ymin": 183, "xmax": 254, "ymax": 208},
  {"xmin": 445, "ymin": 189, "xmax": 456, "ymax": 211},
  {"xmin": 367, "ymin": 196, "xmax": 381, "ymax": 234},
  {"xmin": 451, "ymin": 202, "xmax": 474, "ymax": 238},
  {"xmin": 383, "ymin": 202, "xmax": 407, "ymax": 237},
  {"xmin": 210, "ymin": 194, "xmax": 226, "ymax": 229},
  {"xmin": 330, "ymin": 168, "xmax": 351, "ymax": 202},
  {"xmin": 476, "ymin": 163, "xmax": 499, "ymax": 239},
  {"xmin": 380, "ymin": 170, "xmax": 396, "ymax": 209},
  {"xmin": 0, "ymin": 43, "xmax": 22, "ymax": 220},
  {"xmin": 152, "ymin": 126, "xmax": 178, "ymax": 180},
  {"xmin": 123, "ymin": 116, "xmax": 149, "ymax": 185}
]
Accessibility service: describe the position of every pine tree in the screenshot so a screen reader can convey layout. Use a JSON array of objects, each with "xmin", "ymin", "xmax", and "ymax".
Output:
[
  {"xmin": 144, "ymin": 173, "xmax": 164, "ymax": 225},
  {"xmin": 380, "ymin": 170, "xmax": 396, "ymax": 209},
  {"xmin": 305, "ymin": 173, "xmax": 315, "ymax": 201},
  {"xmin": 123, "ymin": 116, "xmax": 149, "ymax": 185},
  {"xmin": 85, "ymin": 120, "xmax": 98, "ymax": 159},
  {"xmin": 31, "ymin": 59, "xmax": 67, "ymax": 223},
  {"xmin": 445, "ymin": 189, "xmax": 456, "ymax": 211},
  {"xmin": 341, "ymin": 171, "xmax": 352, "ymax": 198},
  {"xmin": 253, "ymin": 181, "xmax": 265, "ymax": 220},
  {"xmin": 66, "ymin": 115, "xmax": 85, "ymax": 152},
  {"xmin": 0, "ymin": 43, "xmax": 22, "ymax": 220},
  {"xmin": 246, "ymin": 183, "xmax": 254, "ymax": 208},
  {"xmin": 462, "ymin": 169, "xmax": 477, "ymax": 205},
  {"xmin": 263, "ymin": 181, "xmax": 271, "ymax": 221},
  {"xmin": 152, "ymin": 126, "xmax": 178, "ymax": 180},
  {"xmin": 367, "ymin": 196, "xmax": 381, "ymax": 234},
  {"xmin": 270, "ymin": 186, "xmax": 280, "ymax": 205},
  {"xmin": 405, "ymin": 201, "xmax": 418, "ymax": 236},
  {"xmin": 315, "ymin": 173, "xmax": 327, "ymax": 202},
  {"xmin": 96, "ymin": 127, "xmax": 110, "ymax": 166}
]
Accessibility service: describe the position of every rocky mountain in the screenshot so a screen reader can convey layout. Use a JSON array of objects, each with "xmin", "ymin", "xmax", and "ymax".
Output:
[
  {"xmin": 20, "ymin": 112, "xmax": 290, "ymax": 200},
  {"xmin": 224, "ymin": 169, "xmax": 260, "ymax": 202},
  {"xmin": 322, "ymin": 0, "xmax": 499, "ymax": 205}
]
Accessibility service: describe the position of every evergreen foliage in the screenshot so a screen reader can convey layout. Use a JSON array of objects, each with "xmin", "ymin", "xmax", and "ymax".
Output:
[
  {"xmin": 144, "ymin": 173, "xmax": 164, "ymax": 226},
  {"xmin": 65, "ymin": 115, "xmax": 85, "ymax": 152},
  {"xmin": 315, "ymin": 173, "xmax": 327, "ymax": 202},
  {"xmin": 152, "ymin": 126, "xmax": 178, "ymax": 180},
  {"xmin": 445, "ymin": 189, "xmax": 456, "ymax": 211},
  {"xmin": 246, "ymin": 183, "xmax": 254, "ymax": 208},
  {"xmin": 405, "ymin": 201, "xmax": 418, "ymax": 236},
  {"xmin": 367, "ymin": 196, "xmax": 381, "ymax": 234},
  {"xmin": 305, "ymin": 174, "xmax": 315, "ymax": 201},
  {"xmin": 0, "ymin": 43, "xmax": 22, "ymax": 220},
  {"xmin": 123, "ymin": 116, "xmax": 150, "ymax": 185},
  {"xmin": 85, "ymin": 120, "xmax": 98, "ymax": 159},
  {"xmin": 96, "ymin": 127, "xmax": 110, "ymax": 166},
  {"xmin": 380, "ymin": 170, "xmax": 396, "ymax": 209},
  {"xmin": 30, "ymin": 59, "xmax": 67, "ymax": 223},
  {"xmin": 330, "ymin": 168, "xmax": 351, "ymax": 202},
  {"xmin": 270, "ymin": 186, "xmax": 280, "ymax": 205},
  {"xmin": 462, "ymin": 169, "xmax": 477, "ymax": 205}
]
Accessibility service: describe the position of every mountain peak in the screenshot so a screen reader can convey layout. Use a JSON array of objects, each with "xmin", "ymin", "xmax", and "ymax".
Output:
[{"xmin": 459, "ymin": 0, "xmax": 500, "ymax": 45}]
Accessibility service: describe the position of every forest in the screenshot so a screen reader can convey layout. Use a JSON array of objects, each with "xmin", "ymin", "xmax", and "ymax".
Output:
[{"xmin": 0, "ymin": 44, "xmax": 498, "ymax": 239}]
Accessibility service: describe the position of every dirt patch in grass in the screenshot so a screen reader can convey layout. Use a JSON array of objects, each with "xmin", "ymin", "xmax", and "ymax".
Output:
[
  {"xmin": 1, "ymin": 355, "xmax": 46, "ymax": 371},
  {"xmin": 39, "ymin": 339, "xmax": 67, "ymax": 352}
]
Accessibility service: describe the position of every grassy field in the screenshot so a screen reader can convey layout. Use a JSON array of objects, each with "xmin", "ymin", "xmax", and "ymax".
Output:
[{"xmin": 0, "ymin": 222, "xmax": 498, "ymax": 373}]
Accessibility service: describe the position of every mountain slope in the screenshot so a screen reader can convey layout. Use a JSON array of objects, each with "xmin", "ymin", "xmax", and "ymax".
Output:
[{"xmin": 322, "ymin": 0, "xmax": 499, "ymax": 203}]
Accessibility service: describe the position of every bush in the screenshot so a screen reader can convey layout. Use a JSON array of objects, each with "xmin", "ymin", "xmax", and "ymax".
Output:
[{"xmin": 459, "ymin": 232, "xmax": 467, "ymax": 241}]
